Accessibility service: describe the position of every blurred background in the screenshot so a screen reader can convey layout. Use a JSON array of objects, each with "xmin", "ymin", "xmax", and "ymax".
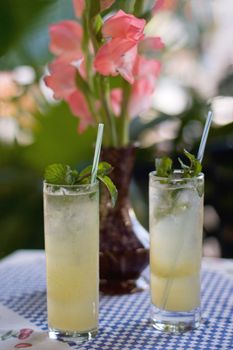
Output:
[{"xmin": 0, "ymin": 0, "xmax": 232, "ymax": 259}]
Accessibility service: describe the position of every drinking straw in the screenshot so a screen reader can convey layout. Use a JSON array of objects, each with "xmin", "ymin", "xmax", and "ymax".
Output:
[
  {"xmin": 197, "ymin": 111, "xmax": 213, "ymax": 163},
  {"xmin": 91, "ymin": 123, "xmax": 104, "ymax": 184}
]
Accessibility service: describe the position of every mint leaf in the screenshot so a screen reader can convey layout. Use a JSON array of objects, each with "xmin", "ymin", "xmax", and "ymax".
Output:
[
  {"xmin": 44, "ymin": 164, "xmax": 70, "ymax": 185},
  {"xmin": 78, "ymin": 165, "xmax": 92, "ymax": 183},
  {"xmin": 155, "ymin": 157, "xmax": 173, "ymax": 177},
  {"xmin": 97, "ymin": 174, "xmax": 118, "ymax": 207},
  {"xmin": 97, "ymin": 161, "xmax": 113, "ymax": 176},
  {"xmin": 183, "ymin": 149, "xmax": 202, "ymax": 176},
  {"xmin": 78, "ymin": 162, "xmax": 113, "ymax": 184},
  {"xmin": 44, "ymin": 164, "xmax": 79, "ymax": 185},
  {"xmin": 44, "ymin": 162, "xmax": 118, "ymax": 206}
]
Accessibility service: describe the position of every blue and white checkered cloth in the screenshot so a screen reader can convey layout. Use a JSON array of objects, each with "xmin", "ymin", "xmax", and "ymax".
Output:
[{"xmin": 0, "ymin": 251, "xmax": 232, "ymax": 350}]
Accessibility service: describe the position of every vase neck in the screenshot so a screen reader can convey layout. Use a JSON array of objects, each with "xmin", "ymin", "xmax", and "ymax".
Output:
[{"xmin": 101, "ymin": 146, "xmax": 136, "ymax": 202}]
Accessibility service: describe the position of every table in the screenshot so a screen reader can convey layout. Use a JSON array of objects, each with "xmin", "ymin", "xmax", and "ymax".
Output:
[{"xmin": 0, "ymin": 250, "xmax": 232, "ymax": 350}]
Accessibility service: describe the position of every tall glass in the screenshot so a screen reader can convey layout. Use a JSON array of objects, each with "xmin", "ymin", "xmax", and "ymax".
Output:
[
  {"xmin": 43, "ymin": 182, "xmax": 99, "ymax": 342},
  {"xmin": 149, "ymin": 171, "xmax": 204, "ymax": 332}
]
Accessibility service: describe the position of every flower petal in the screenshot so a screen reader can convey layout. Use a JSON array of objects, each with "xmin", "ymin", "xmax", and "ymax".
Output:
[
  {"xmin": 128, "ymin": 77, "xmax": 155, "ymax": 117},
  {"xmin": 139, "ymin": 37, "xmax": 164, "ymax": 56},
  {"xmin": 133, "ymin": 55, "xmax": 161, "ymax": 79},
  {"xmin": 102, "ymin": 10, "xmax": 145, "ymax": 41},
  {"xmin": 128, "ymin": 55, "xmax": 161, "ymax": 117},
  {"xmin": 49, "ymin": 20, "xmax": 83, "ymax": 60},
  {"xmin": 67, "ymin": 90, "xmax": 94, "ymax": 133},
  {"xmin": 94, "ymin": 38, "xmax": 137, "ymax": 83},
  {"xmin": 73, "ymin": 0, "xmax": 85, "ymax": 17},
  {"xmin": 110, "ymin": 88, "xmax": 122, "ymax": 116},
  {"xmin": 44, "ymin": 61, "xmax": 77, "ymax": 100}
]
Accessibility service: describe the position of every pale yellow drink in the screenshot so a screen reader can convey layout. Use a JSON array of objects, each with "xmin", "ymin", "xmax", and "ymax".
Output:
[
  {"xmin": 149, "ymin": 171, "xmax": 204, "ymax": 332},
  {"xmin": 44, "ymin": 182, "xmax": 99, "ymax": 341}
]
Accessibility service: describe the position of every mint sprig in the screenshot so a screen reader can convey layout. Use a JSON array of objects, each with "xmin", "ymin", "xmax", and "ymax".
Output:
[
  {"xmin": 156, "ymin": 157, "xmax": 173, "ymax": 177},
  {"xmin": 44, "ymin": 161, "xmax": 118, "ymax": 206},
  {"xmin": 155, "ymin": 149, "xmax": 202, "ymax": 179},
  {"xmin": 179, "ymin": 149, "xmax": 202, "ymax": 177}
]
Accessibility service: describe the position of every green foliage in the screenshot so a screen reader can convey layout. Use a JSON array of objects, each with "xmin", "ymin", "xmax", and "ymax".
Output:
[
  {"xmin": 0, "ymin": 0, "xmax": 73, "ymax": 69},
  {"xmin": 44, "ymin": 161, "xmax": 118, "ymax": 206},
  {"xmin": 23, "ymin": 103, "xmax": 95, "ymax": 172},
  {"xmin": 98, "ymin": 174, "xmax": 117, "ymax": 206},
  {"xmin": 155, "ymin": 150, "xmax": 202, "ymax": 178},
  {"xmin": 181, "ymin": 149, "xmax": 202, "ymax": 177},
  {"xmin": 44, "ymin": 164, "xmax": 74, "ymax": 185},
  {"xmin": 155, "ymin": 157, "xmax": 173, "ymax": 177},
  {"xmin": 0, "ymin": 166, "xmax": 44, "ymax": 259}
]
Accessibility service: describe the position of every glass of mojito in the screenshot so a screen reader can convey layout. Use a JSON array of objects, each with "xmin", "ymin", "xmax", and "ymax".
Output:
[
  {"xmin": 44, "ymin": 181, "xmax": 99, "ymax": 342},
  {"xmin": 149, "ymin": 170, "xmax": 204, "ymax": 332}
]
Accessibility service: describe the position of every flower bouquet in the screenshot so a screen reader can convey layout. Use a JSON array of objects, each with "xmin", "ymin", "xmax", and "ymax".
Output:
[{"xmin": 45, "ymin": 0, "xmax": 164, "ymax": 294}]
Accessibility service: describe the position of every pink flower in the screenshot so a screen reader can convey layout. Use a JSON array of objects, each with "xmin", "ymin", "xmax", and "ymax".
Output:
[
  {"xmin": 152, "ymin": 0, "xmax": 165, "ymax": 12},
  {"xmin": 133, "ymin": 55, "xmax": 161, "ymax": 79},
  {"xmin": 94, "ymin": 10, "xmax": 146, "ymax": 82},
  {"xmin": 73, "ymin": 0, "xmax": 85, "ymax": 17},
  {"xmin": 102, "ymin": 10, "xmax": 145, "ymax": 41},
  {"xmin": 94, "ymin": 39, "xmax": 137, "ymax": 83},
  {"xmin": 129, "ymin": 77, "xmax": 154, "ymax": 117},
  {"xmin": 44, "ymin": 60, "xmax": 94, "ymax": 133},
  {"xmin": 138, "ymin": 37, "xmax": 164, "ymax": 55},
  {"xmin": 49, "ymin": 20, "xmax": 83, "ymax": 62},
  {"xmin": 67, "ymin": 90, "xmax": 94, "ymax": 133},
  {"xmin": 128, "ymin": 56, "xmax": 161, "ymax": 117},
  {"xmin": 110, "ymin": 89, "xmax": 122, "ymax": 116},
  {"xmin": 152, "ymin": 0, "xmax": 178, "ymax": 13},
  {"xmin": 108, "ymin": 55, "xmax": 161, "ymax": 118},
  {"xmin": 44, "ymin": 61, "xmax": 77, "ymax": 100}
]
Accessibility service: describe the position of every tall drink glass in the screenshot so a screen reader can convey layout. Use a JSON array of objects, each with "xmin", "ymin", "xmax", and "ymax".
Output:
[
  {"xmin": 43, "ymin": 182, "xmax": 99, "ymax": 342},
  {"xmin": 149, "ymin": 171, "xmax": 204, "ymax": 332}
]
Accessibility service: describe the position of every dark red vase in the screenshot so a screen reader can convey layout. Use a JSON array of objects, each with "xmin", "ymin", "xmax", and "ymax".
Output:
[{"xmin": 100, "ymin": 145, "xmax": 149, "ymax": 294}]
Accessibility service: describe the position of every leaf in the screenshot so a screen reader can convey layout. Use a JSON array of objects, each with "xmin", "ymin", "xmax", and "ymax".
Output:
[
  {"xmin": 155, "ymin": 157, "xmax": 173, "ymax": 177},
  {"xmin": 44, "ymin": 164, "xmax": 79, "ymax": 185},
  {"xmin": 78, "ymin": 161, "xmax": 113, "ymax": 183},
  {"xmin": 92, "ymin": 14, "xmax": 103, "ymax": 36},
  {"xmin": 97, "ymin": 162, "xmax": 113, "ymax": 176},
  {"xmin": 79, "ymin": 165, "xmax": 92, "ymax": 179},
  {"xmin": 183, "ymin": 149, "xmax": 202, "ymax": 176},
  {"xmin": 98, "ymin": 175, "xmax": 118, "ymax": 207},
  {"xmin": 66, "ymin": 168, "xmax": 79, "ymax": 185},
  {"xmin": 44, "ymin": 164, "xmax": 69, "ymax": 185}
]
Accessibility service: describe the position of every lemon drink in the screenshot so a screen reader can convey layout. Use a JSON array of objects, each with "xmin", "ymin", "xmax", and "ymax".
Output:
[
  {"xmin": 149, "ymin": 152, "xmax": 204, "ymax": 332},
  {"xmin": 44, "ymin": 182, "xmax": 99, "ymax": 341}
]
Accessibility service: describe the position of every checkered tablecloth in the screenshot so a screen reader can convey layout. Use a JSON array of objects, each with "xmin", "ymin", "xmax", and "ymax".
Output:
[{"xmin": 0, "ymin": 251, "xmax": 232, "ymax": 350}]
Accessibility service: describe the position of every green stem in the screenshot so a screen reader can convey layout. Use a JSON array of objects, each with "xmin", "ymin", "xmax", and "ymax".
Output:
[
  {"xmin": 98, "ymin": 76, "xmax": 118, "ymax": 147},
  {"xmin": 124, "ymin": 0, "xmax": 136, "ymax": 13},
  {"xmin": 83, "ymin": 4, "xmax": 114, "ymax": 146},
  {"xmin": 82, "ymin": 11, "xmax": 94, "ymax": 91},
  {"xmin": 134, "ymin": 0, "xmax": 144, "ymax": 16},
  {"xmin": 118, "ymin": 80, "xmax": 132, "ymax": 146}
]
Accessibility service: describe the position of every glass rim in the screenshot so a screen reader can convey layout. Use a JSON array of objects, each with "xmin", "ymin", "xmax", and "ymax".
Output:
[
  {"xmin": 149, "ymin": 170, "xmax": 204, "ymax": 182},
  {"xmin": 43, "ymin": 180, "xmax": 99, "ymax": 189}
]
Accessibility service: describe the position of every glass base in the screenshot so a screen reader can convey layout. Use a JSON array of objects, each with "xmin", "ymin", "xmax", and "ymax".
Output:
[
  {"xmin": 151, "ymin": 304, "xmax": 201, "ymax": 333},
  {"xmin": 49, "ymin": 327, "xmax": 98, "ymax": 343}
]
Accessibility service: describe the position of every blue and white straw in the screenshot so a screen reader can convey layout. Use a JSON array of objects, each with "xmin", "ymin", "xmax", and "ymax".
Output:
[
  {"xmin": 197, "ymin": 111, "xmax": 213, "ymax": 163},
  {"xmin": 91, "ymin": 123, "xmax": 104, "ymax": 184}
]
